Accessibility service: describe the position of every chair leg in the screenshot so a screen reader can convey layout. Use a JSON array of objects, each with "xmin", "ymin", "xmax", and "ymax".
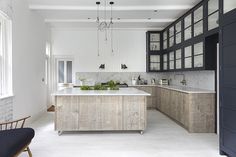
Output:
[{"xmin": 26, "ymin": 147, "xmax": 32, "ymax": 157}]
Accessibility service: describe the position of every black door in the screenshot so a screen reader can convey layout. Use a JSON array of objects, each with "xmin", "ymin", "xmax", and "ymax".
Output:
[{"xmin": 220, "ymin": 9, "xmax": 236, "ymax": 157}]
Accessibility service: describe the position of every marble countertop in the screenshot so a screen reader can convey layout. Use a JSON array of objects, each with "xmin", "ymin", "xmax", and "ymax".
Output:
[
  {"xmin": 53, "ymin": 88, "xmax": 151, "ymax": 96},
  {"xmin": 130, "ymin": 84, "xmax": 215, "ymax": 94}
]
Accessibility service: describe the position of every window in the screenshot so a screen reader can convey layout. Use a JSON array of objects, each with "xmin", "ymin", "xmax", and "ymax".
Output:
[
  {"xmin": 57, "ymin": 59, "xmax": 73, "ymax": 84},
  {"xmin": 0, "ymin": 12, "xmax": 12, "ymax": 97}
]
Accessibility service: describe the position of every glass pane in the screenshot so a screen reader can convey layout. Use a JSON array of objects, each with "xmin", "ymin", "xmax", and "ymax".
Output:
[
  {"xmin": 163, "ymin": 31, "xmax": 167, "ymax": 40},
  {"xmin": 194, "ymin": 21, "xmax": 203, "ymax": 37},
  {"xmin": 169, "ymin": 52, "xmax": 175, "ymax": 61},
  {"xmin": 208, "ymin": 11, "xmax": 219, "ymax": 30},
  {"xmin": 176, "ymin": 32, "xmax": 182, "ymax": 44},
  {"xmin": 67, "ymin": 61, "xmax": 72, "ymax": 83},
  {"xmin": 150, "ymin": 33, "xmax": 160, "ymax": 42},
  {"xmin": 184, "ymin": 27, "xmax": 192, "ymax": 41},
  {"xmin": 169, "ymin": 36, "xmax": 174, "ymax": 47},
  {"xmin": 163, "ymin": 40, "xmax": 167, "ymax": 49},
  {"xmin": 163, "ymin": 54, "xmax": 168, "ymax": 62},
  {"xmin": 176, "ymin": 59, "xmax": 182, "ymax": 69},
  {"xmin": 176, "ymin": 21, "xmax": 182, "ymax": 33},
  {"xmin": 184, "ymin": 14, "xmax": 192, "ymax": 28},
  {"xmin": 169, "ymin": 26, "xmax": 174, "ymax": 37},
  {"xmin": 194, "ymin": 55, "xmax": 204, "ymax": 68},
  {"xmin": 194, "ymin": 6, "xmax": 203, "ymax": 22},
  {"xmin": 176, "ymin": 49, "xmax": 182, "ymax": 59},
  {"xmin": 169, "ymin": 61, "xmax": 174, "ymax": 70},
  {"xmin": 185, "ymin": 46, "xmax": 192, "ymax": 57},
  {"xmin": 208, "ymin": 0, "xmax": 219, "ymax": 15},
  {"xmin": 150, "ymin": 55, "xmax": 160, "ymax": 62},
  {"xmin": 150, "ymin": 42, "xmax": 160, "ymax": 51},
  {"xmin": 194, "ymin": 42, "xmax": 204, "ymax": 55},
  {"xmin": 164, "ymin": 62, "xmax": 168, "ymax": 70},
  {"xmin": 185, "ymin": 57, "xmax": 192, "ymax": 69},
  {"xmin": 150, "ymin": 63, "xmax": 160, "ymax": 71},
  {"xmin": 224, "ymin": 0, "xmax": 236, "ymax": 13},
  {"xmin": 58, "ymin": 61, "xmax": 64, "ymax": 83}
]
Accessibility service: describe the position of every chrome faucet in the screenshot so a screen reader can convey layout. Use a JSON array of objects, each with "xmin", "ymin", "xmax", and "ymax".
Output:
[{"xmin": 174, "ymin": 74, "xmax": 187, "ymax": 86}]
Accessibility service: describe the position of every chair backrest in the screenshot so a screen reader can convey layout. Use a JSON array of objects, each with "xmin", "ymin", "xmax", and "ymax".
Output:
[{"xmin": 0, "ymin": 116, "xmax": 31, "ymax": 131}]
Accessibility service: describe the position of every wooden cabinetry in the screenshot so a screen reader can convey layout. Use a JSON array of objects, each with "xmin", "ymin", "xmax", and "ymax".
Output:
[
  {"xmin": 132, "ymin": 86, "xmax": 157, "ymax": 109},
  {"xmin": 157, "ymin": 87, "xmax": 215, "ymax": 133},
  {"xmin": 55, "ymin": 95, "xmax": 147, "ymax": 132}
]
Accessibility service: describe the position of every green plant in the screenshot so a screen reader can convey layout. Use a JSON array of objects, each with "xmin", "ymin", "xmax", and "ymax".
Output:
[
  {"xmin": 94, "ymin": 84, "xmax": 108, "ymax": 90},
  {"xmin": 80, "ymin": 86, "xmax": 92, "ymax": 90}
]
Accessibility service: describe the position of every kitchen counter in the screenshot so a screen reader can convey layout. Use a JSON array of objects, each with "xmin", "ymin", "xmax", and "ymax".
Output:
[
  {"xmin": 54, "ymin": 87, "xmax": 151, "ymax": 96},
  {"xmin": 54, "ymin": 87, "xmax": 149, "ymax": 134},
  {"xmin": 130, "ymin": 84, "xmax": 215, "ymax": 94}
]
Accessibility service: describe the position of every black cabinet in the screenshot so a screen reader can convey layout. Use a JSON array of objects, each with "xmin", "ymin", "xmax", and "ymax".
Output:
[
  {"xmin": 146, "ymin": 0, "xmax": 219, "ymax": 73},
  {"xmin": 146, "ymin": 31, "xmax": 162, "ymax": 72}
]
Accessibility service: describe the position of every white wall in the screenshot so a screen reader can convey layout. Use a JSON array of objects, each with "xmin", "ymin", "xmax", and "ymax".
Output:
[
  {"xmin": 51, "ymin": 28, "xmax": 147, "ymax": 73},
  {"xmin": 12, "ymin": 0, "xmax": 48, "ymax": 120}
]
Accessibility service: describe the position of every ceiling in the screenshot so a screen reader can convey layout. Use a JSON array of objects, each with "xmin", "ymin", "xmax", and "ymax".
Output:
[{"xmin": 28, "ymin": 0, "xmax": 202, "ymax": 30}]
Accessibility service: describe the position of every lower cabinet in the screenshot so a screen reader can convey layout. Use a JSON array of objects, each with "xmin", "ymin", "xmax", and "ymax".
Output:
[
  {"xmin": 132, "ymin": 86, "xmax": 157, "ymax": 109},
  {"xmin": 157, "ymin": 87, "xmax": 215, "ymax": 133}
]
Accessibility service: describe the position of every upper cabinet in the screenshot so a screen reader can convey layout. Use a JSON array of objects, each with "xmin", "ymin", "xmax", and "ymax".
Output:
[
  {"xmin": 194, "ymin": 6, "xmax": 203, "ymax": 37},
  {"xmin": 184, "ymin": 14, "xmax": 192, "ymax": 41},
  {"xmin": 169, "ymin": 27, "xmax": 175, "ymax": 48},
  {"xmin": 175, "ymin": 21, "xmax": 182, "ymax": 44},
  {"xmin": 163, "ymin": 30, "xmax": 168, "ymax": 49},
  {"xmin": 146, "ymin": 32, "xmax": 161, "ymax": 52},
  {"xmin": 208, "ymin": 0, "xmax": 219, "ymax": 30},
  {"xmin": 146, "ymin": 31, "xmax": 162, "ymax": 72},
  {"xmin": 146, "ymin": 0, "xmax": 220, "ymax": 73}
]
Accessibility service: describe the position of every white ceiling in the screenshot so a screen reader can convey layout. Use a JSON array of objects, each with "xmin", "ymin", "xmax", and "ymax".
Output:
[{"xmin": 28, "ymin": 0, "xmax": 202, "ymax": 30}]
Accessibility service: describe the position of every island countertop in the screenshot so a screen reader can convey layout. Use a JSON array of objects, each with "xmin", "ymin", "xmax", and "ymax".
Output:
[{"xmin": 54, "ymin": 87, "xmax": 151, "ymax": 96}]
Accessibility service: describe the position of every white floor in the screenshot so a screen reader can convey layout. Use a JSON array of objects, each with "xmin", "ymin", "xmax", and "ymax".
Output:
[{"xmin": 19, "ymin": 110, "xmax": 224, "ymax": 157}]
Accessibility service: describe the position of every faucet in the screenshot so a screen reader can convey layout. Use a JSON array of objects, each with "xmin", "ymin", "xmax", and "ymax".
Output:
[{"xmin": 174, "ymin": 74, "xmax": 187, "ymax": 86}]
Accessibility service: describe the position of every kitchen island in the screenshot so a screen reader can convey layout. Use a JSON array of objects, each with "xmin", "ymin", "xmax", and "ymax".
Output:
[{"xmin": 54, "ymin": 88, "xmax": 151, "ymax": 135}]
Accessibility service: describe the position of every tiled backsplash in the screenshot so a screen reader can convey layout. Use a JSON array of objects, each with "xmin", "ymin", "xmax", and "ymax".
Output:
[
  {"xmin": 164, "ymin": 71, "xmax": 215, "ymax": 90},
  {"xmin": 75, "ymin": 71, "xmax": 215, "ymax": 90},
  {"xmin": 76, "ymin": 72, "xmax": 165, "ymax": 86},
  {"xmin": 0, "ymin": 97, "xmax": 13, "ymax": 123}
]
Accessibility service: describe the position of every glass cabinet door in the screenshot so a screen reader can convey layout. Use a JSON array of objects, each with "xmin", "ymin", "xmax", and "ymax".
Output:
[
  {"xmin": 149, "ymin": 33, "xmax": 160, "ymax": 51},
  {"xmin": 175, "ymin": 49, "xmax": 182, "ymax": 69},
  {"xmin": 169, "ymin": 26, "xmax": 175, "ymax": 48},
  {"xmin": 208, "ymin": 0, "xmax": 219, "ymax": 30},
  {"xmin": 194, "ymin": 6, "xmax": 203, "ymax": 37},
  {"xmin": 175, "ymin": 21, "xmax": 182, "ymax": 44},
  {"xmin": 163, "ymin": 54, "xmax": 168, "ymax": 70},
  {"xmin": 184, "ymin": 46, "xmax": 192, "ymax": 69},
  {"xmin": 184, "ymin": 14, "xmax": 192, "ymax": 41},
  {"xmin": 169, "ymin": 51, "xmax": 175, "ymax": 70},
  {"xmin": 193, "ymin": 42, "xmax": 204, "ymax": 68},
  {"xmin": 163, "ymin": 31, "xmax": 168, "ymax": 49},
  {"xmin": 150, "ymin": 55, "xmax": 161, "ymax": 71}
]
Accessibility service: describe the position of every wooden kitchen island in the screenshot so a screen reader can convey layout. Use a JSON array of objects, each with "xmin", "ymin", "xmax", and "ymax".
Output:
[{"xmin": 54, "ymin": 88, "xmax": 150, "ymax": 135}]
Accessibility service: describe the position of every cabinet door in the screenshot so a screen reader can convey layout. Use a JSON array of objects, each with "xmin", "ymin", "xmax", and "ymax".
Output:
[
  {"xmin": 149, "ymin": 55, "xmax": 161, "ymax": 71},
  {"xmin": 148, "ymin": 32, "xmax": 160, "ymax": 52},
  {"xmin": 156, "ymin": 87, "xmax": 161, "ymax": 110},
  {"xmin": 56, "ymin": 96, "xmax": 79, "ymax": 131},
  {"xmin": 184, "ymin": 46, "xmax": 193, "ymax": 69},
  {"xmin": 123, "ymin": 96, "xmax": 146, "ymax": 130},
  {"xmin": 194, "ymin": 42, "xmax": 204, "ymax": 68}
]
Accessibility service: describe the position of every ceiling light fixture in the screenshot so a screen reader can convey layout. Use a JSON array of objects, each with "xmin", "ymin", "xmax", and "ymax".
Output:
[{"xmin": 96, "ymin": 1, "xmax": 115, "ymax": 57}]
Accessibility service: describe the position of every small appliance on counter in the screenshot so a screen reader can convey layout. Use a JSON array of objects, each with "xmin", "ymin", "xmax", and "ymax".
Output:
[
  {"xmin": 151, "ymin": 78, "xmax": 156, "ymax": 85},
  {"xmin": 159, "ymin": 79, "xmax": 169, "ymax": 85},
  {"xmin": 131, "ymin": 77, "xmax": 137, "ymax": 85}
]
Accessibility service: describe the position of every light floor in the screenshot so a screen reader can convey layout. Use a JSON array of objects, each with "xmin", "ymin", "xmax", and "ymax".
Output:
[{"xmin": 19, "ymin": 110, "xmax": 224, "ymax": 157}]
